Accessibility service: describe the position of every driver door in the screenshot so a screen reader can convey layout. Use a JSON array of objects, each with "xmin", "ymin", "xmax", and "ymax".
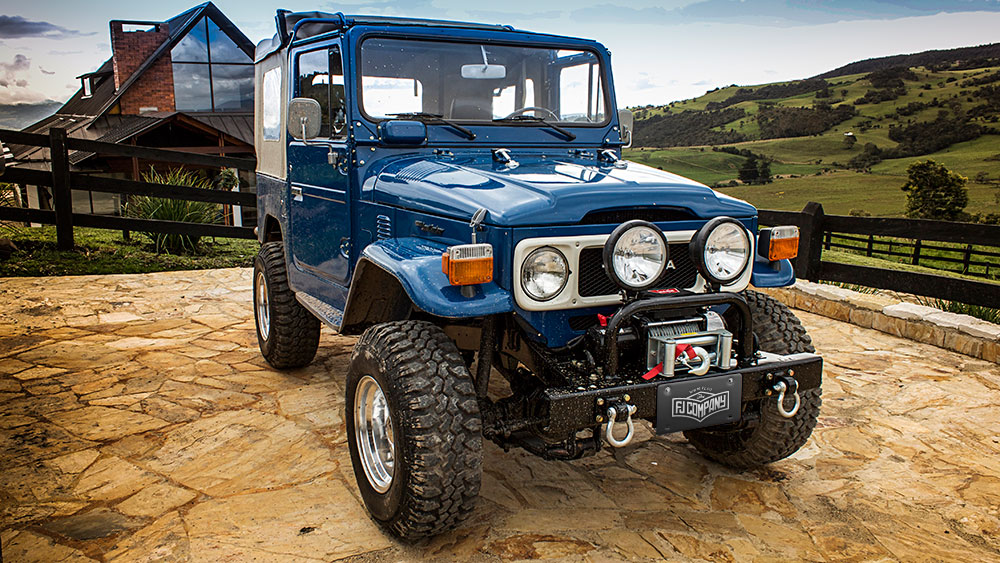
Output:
[{"xmin": 288, "ymin": 43, "xmax": 351, "ymax": 286}]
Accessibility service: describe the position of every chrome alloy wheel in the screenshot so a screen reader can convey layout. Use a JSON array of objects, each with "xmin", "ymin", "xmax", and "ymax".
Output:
[
  {"xmin": 255, "ymin": 270, "xmax": 270, "ymax": 339},
  {"xmin": 355, "ymin": 375, "xmax": 395, "ymax": 493}
]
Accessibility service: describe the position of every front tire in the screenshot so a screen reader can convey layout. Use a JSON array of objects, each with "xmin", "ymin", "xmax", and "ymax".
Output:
[
  {"xmin": 346, "ymin": 320, "xmax": 483, "ymax": 541},
  {"xmin": 684, "ymin": 290, "xmax": 822, "ymax": 469},
  {"xmin": 253, "ymin": 241, "xmax": 320, "ymax": 368}
]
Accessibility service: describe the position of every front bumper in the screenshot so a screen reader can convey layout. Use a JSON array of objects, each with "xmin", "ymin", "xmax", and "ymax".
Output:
[{"xmin": 542, "ymin": 351, "xmax": 822, "ymax": 436}]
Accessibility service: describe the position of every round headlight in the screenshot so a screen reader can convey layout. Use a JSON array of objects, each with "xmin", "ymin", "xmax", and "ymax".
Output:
[
  {"xmin": 521, "ymin": 247, "xmax": 568, "ymax": 301},
  {"xmin": 603, "ymin": 220, "xmax": 668, "ymax": 291},
  {"xmin": 691, "ymin": 217, "xmax": 751, "ymax": 285}
]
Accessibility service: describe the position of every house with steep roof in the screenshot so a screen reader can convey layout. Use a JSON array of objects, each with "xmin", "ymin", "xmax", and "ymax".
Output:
[{"xmin": 12, "ymin": 2, "xmax": 255, "ymax": 216}]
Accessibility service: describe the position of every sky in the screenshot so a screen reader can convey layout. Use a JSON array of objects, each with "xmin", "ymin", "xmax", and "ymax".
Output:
[{"xmin": 2, "ymin": 0, "xmax": 1000, "ymax": 108}]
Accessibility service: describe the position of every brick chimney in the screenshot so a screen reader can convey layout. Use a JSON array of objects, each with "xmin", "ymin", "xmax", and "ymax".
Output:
[{"xmin": 110, "ymin": 21, "xmax": 176, "ymax": 114}]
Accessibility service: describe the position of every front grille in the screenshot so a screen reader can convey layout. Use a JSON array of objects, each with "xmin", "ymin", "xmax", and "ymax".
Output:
[
  {"xmin": 581, "ymin": 207, "xmax": 696, "ymax": 225},
  {"xmin": 577, "ymin": 243, "xmax": 699, "ymax": 297}
]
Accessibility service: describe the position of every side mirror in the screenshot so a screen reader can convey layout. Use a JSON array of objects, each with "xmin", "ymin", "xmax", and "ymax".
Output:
[
  {"xmin": 287, "ymin": 97, "xmax": 322, "ymax": 140},
  {"xmin": 617, "ymin": 109, "xmax": 634, "ymax": 148}
]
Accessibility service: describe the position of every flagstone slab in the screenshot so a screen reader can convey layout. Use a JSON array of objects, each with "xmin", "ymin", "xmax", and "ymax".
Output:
[
  {"xmin": 183, "ymin": 480, "xmax": 392, "ymax": 562},
  {"xmin": 46, "ymin": 406, "xmax": 169, "ymax": 441},
  {"xmin": 141, "ymin": 409, "xmax": 337, "ymax": 497}
]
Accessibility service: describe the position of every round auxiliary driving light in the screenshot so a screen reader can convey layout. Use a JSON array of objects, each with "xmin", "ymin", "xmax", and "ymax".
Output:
[
  {"xmin": 521, "ymin": 246, "xmax": 569, "ymax": 301},
  {"xmin": 602, "ymin": 220, "xmax": 669, "ymax": 291},
  {"xmin": 690, "ymin": 217, "xmax": 751, "ymax": 286}
]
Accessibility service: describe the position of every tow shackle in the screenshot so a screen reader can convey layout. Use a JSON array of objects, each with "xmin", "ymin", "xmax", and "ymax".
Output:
[
  {"xmin": 604, "ymin": 404, "xmax": 637, "ymax": 448},
  {"xmin": 772, "ymin": 376, "xmax": 800, "ymax": 418}
]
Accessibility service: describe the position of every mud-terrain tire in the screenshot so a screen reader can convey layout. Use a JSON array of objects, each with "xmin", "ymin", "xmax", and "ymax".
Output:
[
  {"xmin": 253, "ymin": 241, "xmax": 320, "ymax": 368},
  {"xmin": 346, "ymin": 320, "xmax": 483, "ymax": 542},
  {"xmin": 684, "ymin": 290, "xmax": 821, "ymax": 469}
]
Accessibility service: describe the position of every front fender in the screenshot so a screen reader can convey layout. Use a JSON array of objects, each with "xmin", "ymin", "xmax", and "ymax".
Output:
[
  {"xmin": 750, "ymin": 255, "xmax": 796, "ymax": 288},
  {"xmin": 358, "ymin": 237, "xmax": 513, "ymax": 318}
]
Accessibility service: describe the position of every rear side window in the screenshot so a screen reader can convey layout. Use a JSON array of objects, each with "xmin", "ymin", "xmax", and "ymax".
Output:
[{"xmin": 262, "ymin": 67, "xmax": 281, "ymax": 141}]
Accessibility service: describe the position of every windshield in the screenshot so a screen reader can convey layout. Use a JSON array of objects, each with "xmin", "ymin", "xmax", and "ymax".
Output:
[{"xmin": 359, "ymin": 37, "xmax": 608, "ymax": 125}]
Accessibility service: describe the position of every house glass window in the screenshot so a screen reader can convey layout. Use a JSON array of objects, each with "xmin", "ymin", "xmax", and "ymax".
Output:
[
  {"xmin": 171, "ymin": 16, "xmax": 253, "ymax": 112},
  {"xmin": 173, "ymin": 63, "xmax": 213, "ymax": 111}
]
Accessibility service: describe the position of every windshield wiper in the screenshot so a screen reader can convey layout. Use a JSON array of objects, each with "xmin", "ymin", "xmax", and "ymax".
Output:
[
  {"xmin": 388, "ymin": 112, "xmax": 476, "ymax": 140},
  {"xmin": 492, "ymin": 115, "xmax": 577, "ymax": 141}
]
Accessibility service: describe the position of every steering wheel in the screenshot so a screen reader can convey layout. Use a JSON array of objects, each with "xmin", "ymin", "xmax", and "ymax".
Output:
[{"xmin": 502, "ymin": 106, "xmax": 559, "ymax": 120}]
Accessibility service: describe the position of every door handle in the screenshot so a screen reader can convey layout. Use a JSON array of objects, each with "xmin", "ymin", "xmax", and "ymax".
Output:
[{"xmin": 291, "ymin": 186, "xmax": 303, "ymax": 201}]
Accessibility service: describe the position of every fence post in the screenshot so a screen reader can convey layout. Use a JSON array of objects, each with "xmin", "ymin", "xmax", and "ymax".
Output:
[
  {"xmin": 911, "ymin": 239, "xmax": 921, "ymax": 265},
  {"xmin": 866, "ymin": 234, "xmax": 874, "ymax": 257},
  {"xmin": 962, "ymin": 244, "xmax": 973, "ymax": 274},
  {"xmin": 796, "ymin": 201, "xmax": 825, "ymax": 281},
  {"xmin": 48, "ymin": 127, "xmax": 74, "ymax": 250}
]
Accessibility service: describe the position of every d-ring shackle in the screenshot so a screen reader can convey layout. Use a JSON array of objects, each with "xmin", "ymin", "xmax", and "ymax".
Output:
[
  {"xmin": 604, "ymin": 404, "xmax": 637, "ymax": 447},
  {"xmin": 772, "ymin": 380, "xmax": 800, "ymax": 418}
]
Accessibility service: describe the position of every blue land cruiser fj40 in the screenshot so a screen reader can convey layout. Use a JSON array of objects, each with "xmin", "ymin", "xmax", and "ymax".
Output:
[{"xmin": 251, "ymin": 10, "xmax": 823, "ymax": 540}]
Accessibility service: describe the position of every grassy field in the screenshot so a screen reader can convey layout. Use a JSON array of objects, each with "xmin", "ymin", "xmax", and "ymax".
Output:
[
  {"xmin": 628, "ymin": 63, "xmax": 1000, "ymax": 220},
  {"xmin": 708, "ymin": 170, "xmax": 999, "ymax": 216},
  {"xmin": 0, "ymin": 226, "xmax": 258, "ymax": 277}
]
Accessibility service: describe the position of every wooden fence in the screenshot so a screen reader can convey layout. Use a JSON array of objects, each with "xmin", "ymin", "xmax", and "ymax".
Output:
[
  {"xmin": 761, "ymin": 202, "xmax": 1000, "ymax": 309},
  {"xmin": 0, "ymin": 127, "xmax": 256, "ymax": 249}
]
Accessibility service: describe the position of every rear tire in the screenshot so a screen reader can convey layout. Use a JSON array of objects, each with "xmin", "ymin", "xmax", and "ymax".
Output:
[
  {"xmin": 346, "ymin": 320, "xmax": 482, "ymax": 541},
  {"xmin": 253, "ymin": 241, "xmax": 320, "ymax": 369},
  {"xmin": 684, "ymin": 290, "xmax": 821, "ymax": 469}
]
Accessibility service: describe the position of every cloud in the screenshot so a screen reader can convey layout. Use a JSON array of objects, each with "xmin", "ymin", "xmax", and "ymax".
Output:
[
  {"xmin": 0, "ymin": 54, "xmax": 30, "ymax": 88},
  {"xmin": 47, "ymin": 49, "xmax": 82, "ymax": 56},
  {"xmin": 0, "ymin": 15, "xmax": 92, "ymax": 39},
  {"xmin": 571, "ymin": 0, "xmax": 1000, "ymax": 27},
  {"xmin": 632, "ymin": 72, "xmax": 660, "ymax": 90},
  {"xmin": 465, "ymin": 9, "xmax": 563, "ymax": 21},
  {"xmin": 323, "ymin": 0, "xmax": 434, "ymax": 14},
  {"xmin": 692, "ymin": 79, "xmax": 714, "ymax": 86},
  {"xmin": 39, "ymin": 67, "xmax": 54, "ymax": 75}
]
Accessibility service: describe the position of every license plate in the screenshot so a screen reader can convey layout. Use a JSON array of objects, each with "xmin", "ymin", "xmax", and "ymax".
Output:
[{"xmin": 655, "ymin": 373, "xmax": 742, "ymax": 434}]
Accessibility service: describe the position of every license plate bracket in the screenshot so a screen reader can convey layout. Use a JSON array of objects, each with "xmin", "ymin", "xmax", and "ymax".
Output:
[{"xmin": 655, "ymin": 372, "xmax": 742, "ymax": 434}]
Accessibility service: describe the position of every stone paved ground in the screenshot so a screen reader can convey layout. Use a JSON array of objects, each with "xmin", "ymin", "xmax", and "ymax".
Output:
[{"xmin": 1, "ymin": 269, "xmax": 999, "ymax": 562}]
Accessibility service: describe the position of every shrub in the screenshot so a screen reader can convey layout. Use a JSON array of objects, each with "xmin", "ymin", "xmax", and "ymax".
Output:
[
  {"xmin": 126, "ymin": 168, "xmax": 219, "ymax": 254},
  {"xmin": 0, "ymin": 183, "xmax": 24, "ymax": 237},
  {"xmin": 900, "ymin": 160, "xmax": 968, "ymax": 221}
]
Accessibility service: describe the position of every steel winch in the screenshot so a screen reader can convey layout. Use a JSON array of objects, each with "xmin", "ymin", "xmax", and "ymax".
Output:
[{"xmin": 644, "ymin": 311, "xmax": 734, "ymax": 377}]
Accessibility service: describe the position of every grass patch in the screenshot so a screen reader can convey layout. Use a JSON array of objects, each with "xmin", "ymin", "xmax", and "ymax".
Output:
[
  {"xmin": 821, "ymin": 248, "xmax": 1000, "ymax": 285},
  {"xmin": 714, "ymin": 170, "xmax": 998, "ymax": 216},
  {"xmin": 0, "ymin": 226, "xmax": 258, "ymax": 277}
]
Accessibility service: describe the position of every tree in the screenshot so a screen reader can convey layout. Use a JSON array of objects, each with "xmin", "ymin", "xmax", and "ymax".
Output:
[
  {"xmin": 757, "ymin": 159, "xmax": 773, "ymax": 184},
  {"xmin": 900, "ymin": 160, "xmax": 968, "ymax": 221},
  {"xmin": 843, "ymin": 133, "xmax": 857, "ymax": 149},
  {"xmin": 738, "ymin": 155, "xmax": 759, "ymax": 184}
]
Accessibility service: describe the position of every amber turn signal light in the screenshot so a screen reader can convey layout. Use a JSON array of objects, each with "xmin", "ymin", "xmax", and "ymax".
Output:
[
  {"xmin": 758, "ymin": 226, "xmax": 799, "ymax": 261},
  {"xmin": 442, "ymin": 243, "xmax": 493, "ymax": 286}
]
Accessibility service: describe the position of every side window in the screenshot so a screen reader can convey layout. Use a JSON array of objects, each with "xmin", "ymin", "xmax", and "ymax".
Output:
[
  {"xmin": 297, "ymin": 49, "xmax": 331, "ymax": 137},
  {"xmin": 262, "ymin": 67, "xmax": 281, "ymax": 141},
  {"xmin": 296, "ymin": 45, "xmax": 348, "ymax": 139},
  {"xmin": 329, "ymin": 46, "xmax": 347, "ymax": 138},
  {"xmin": 559, "ymin": 62, "xmax": 604, "ymax": 122}
]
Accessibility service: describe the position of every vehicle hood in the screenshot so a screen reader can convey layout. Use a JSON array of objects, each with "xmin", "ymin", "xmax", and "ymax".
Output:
[{"xmin": 371, "ymin": 154, "xmax": 755, "ymax": 227}]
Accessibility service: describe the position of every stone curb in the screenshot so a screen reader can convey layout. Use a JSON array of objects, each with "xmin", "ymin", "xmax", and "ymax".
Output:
[{"xmin": 758, "ymin": 280, "xmax": 1000, "ymax": 364}]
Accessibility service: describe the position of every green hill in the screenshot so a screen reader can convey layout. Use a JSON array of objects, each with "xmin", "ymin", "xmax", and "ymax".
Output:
[{"xmin": 625, "ymin": 48, "xmax": 1000, "ymax": 218}]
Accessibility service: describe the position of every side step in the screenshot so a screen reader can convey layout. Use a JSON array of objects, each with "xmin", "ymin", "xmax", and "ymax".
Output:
[{"xmin": 295, "ymin": 292, "xmax": 344, "ymax": 331}]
